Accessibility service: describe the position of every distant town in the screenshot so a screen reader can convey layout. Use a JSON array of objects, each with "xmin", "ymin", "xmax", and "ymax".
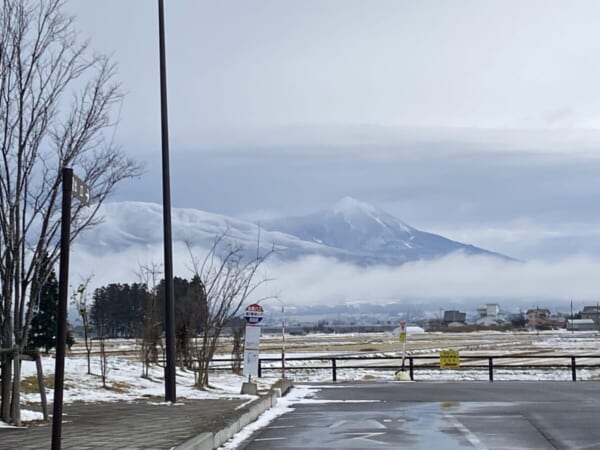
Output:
[{"xmin": 259, "ymin": 303, "xmax": 600, "ymax": 335}]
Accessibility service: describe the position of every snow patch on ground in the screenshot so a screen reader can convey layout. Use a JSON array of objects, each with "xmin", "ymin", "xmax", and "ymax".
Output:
[
  {"xmin": 19, "ymin": 354, "xmax": 263, "ymax": 406},
  {"xmin": 218, "ymin": 385, "xmax": 319, "ymax": 450},
  {"xmin": 0, "ymin": 409, "xmax": 44, "ymax": 427}
]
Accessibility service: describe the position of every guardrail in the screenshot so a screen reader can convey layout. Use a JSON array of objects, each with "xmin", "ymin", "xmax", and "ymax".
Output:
[{"xmin": 210, "ymin": 354, "xmax": 600, "ymax": 382}]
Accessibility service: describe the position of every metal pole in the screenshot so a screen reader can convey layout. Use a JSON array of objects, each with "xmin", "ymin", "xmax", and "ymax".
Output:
[
  {"xmin": 570, "ymin": 300, "xmax": 574, "ymax": 334},
  {"xmin": 158, "ymin": 0, "xmax": 176, "ymax": 403},
  {"xmin": 52, "ymin": 168, "xmax": 73, "ymax": 450},
  {"xmin": 258, "ymin": 298, "xmax": 286, "ymax": 379},
  {"xmin": 332, "ymin": 358, "xmax": 337, "ymax": 382},
  {"xmin": 281, "ymin": 303, "xmax": 286, "ymax": 378}
]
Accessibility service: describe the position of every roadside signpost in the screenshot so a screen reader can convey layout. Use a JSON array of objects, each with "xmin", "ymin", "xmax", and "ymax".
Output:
[
  {"xmin": 52, "ymin": 168, "xmax": 90, "ymax": 450},
  {"xmin": 395, "ymin": 320, "xmax": 411, "ymax": 380},
  {"xmin": 243, "ymin": 304, "xmax": 264, "ymax": 380},
  {"xmin": 244, "ymin": 303, "xmax": 264, "ymax": 325},
  {"xmin": 399, "ymin": 320, "xmax": 407, "ymax": 344}
]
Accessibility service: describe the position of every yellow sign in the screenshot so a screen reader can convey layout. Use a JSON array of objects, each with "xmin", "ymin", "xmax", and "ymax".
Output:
[
  {"xmin": 439, "ymin": 349, "xmax": 460, "ymax": 368},
  {"xmin": 399, "ymin": 331, "xmax": 407, "ymax": 343}
]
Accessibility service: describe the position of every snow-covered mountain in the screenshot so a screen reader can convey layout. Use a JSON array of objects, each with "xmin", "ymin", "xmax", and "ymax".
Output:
[
  {"xmin": 261, "ymin": 197, "xmax": 508, "ymax": 264},
  {"xmin": 75, "ymin": 198, "xmax": 508, "ymax": 266},
  {"xmin": 76, "ymin": 201, "xmax": 350, "ymax": 261}
]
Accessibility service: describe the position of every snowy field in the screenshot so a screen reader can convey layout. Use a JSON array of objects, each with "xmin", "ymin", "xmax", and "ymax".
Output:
[{"xmin": 3, "ymin": 329, "xmax": 600, "ymax": 428}]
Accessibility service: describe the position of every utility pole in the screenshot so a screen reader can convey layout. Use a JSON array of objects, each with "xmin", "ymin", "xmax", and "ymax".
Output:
[
  {"xmin": 571, "ymin": 300, "xmax": 574, "ymax": 334},
  {"xmin": 157, "ymin": 0, "xmax": 176, "ymax": 403}
]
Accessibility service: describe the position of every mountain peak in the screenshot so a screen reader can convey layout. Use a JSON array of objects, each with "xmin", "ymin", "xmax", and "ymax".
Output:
[{"xmin": 333, "ymin": 197, "xmax": 378, "ymax": 215}]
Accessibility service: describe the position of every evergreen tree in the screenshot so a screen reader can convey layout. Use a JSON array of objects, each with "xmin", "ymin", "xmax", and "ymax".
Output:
[
  {"xmin": 27, "ymin": 268, "xmax": 75, "ymax": 353},
  {"xmin": 28, "ymin": 270, "xmax": 59, "ymax": 353}
]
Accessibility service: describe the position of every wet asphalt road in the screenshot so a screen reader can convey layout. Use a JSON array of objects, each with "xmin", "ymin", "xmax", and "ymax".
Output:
[{"xmin": 239, "ymin": 381, "xmax": 600, "ymax": 449}]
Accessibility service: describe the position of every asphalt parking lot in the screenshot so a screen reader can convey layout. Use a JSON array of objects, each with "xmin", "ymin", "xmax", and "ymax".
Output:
[{"xmin": 240, "ymin": 381, "xmax": 600, "ymax": 449}]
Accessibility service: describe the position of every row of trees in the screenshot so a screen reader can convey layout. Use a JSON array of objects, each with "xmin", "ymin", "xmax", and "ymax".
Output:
[{"xmin": 85, "ymin": 237, "xmax": 270, "ymax": 389}]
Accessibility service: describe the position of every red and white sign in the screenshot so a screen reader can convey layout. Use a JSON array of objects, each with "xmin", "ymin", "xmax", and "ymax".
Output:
[{"xmin": 244, "ymin": 303, "xmax": 264, "ymax": 324}]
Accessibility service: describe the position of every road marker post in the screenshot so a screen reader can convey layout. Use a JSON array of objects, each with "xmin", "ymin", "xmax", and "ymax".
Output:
[
  {"xmin": 395, "ymin": 321, "xmax": 411, "ymax": 381},
  {"xmin": 52, "ymin": 169, "xmax": 90, "ymax": 450},
  {"xmin": 241, "ymin": 304, "xmax": 263, "ymax": 394}
]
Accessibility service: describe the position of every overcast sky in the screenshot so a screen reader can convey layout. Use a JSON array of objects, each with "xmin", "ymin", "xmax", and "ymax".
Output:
[{"xmin": 66, "ymin": 1, "xmax": 600, "ymax": 263}]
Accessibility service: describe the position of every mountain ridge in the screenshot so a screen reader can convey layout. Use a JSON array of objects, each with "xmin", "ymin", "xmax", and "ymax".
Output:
[
  {"xmin": 261, "ymin": 197, "xmax": 508, "ymax": 264},
  {"xmin": 76, "ymin": 198, "xmax": 510, "ymax": 265}
]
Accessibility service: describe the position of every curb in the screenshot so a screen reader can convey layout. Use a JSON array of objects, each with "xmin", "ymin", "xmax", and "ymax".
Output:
[{"xmin": 174, "ymin": 379, "xmax": 294, "ymax": 450}]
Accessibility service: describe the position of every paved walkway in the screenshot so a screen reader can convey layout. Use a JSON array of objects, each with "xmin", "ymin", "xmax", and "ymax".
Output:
[{"xmin": 0, "ymin": 397, "xmax": 250, "ymax": 450}]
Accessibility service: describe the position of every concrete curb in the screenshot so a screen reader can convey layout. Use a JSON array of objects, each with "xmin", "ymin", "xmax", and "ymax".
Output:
[{"xmin": 174, "ymin": 379, "xmax": 294, "ymax": 450}]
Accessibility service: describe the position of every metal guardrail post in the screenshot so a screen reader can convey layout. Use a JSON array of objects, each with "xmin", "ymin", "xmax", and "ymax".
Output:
[
  {"xmin": 332, "ymin": 358, "xmax": 337, "ymax": 382},
  {"xmin": 258, "ymin": 358, "xmax": 262, "ymax": 378},
  {"xmin": 409, "ymin": 357, "xmax": 414, "ymax": 381},
  {"xmin": 571, "ymin": 356, "xmax": 577, "ymax": 382},
  {"xmin": 488, "ymin": 357, "xmax": 494, "ymax": 382}
]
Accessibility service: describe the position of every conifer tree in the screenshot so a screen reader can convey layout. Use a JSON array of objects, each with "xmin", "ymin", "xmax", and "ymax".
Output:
[
  {"xmin": 28, "ymin": 269, "xmax": 75, "ymax": 353},
  {"xmin": 28, "ymin": 269, "xmax": 58, "ymax": 353}
]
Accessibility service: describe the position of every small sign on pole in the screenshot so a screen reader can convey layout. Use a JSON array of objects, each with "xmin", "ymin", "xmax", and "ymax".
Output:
[
  {"xmin": 399, "ymin": 320, "xmax": 407, "ymax": 343},
  {"xmin": 440, "ymin": 349, "xmax": 460, "ymax": 368},
  {"xmin": 72, "ymin": 174, "xmax": 91, "ymax": 206},
  {"xmin": 244, "ymin": 303, "xmax": 264, "ymax": 324}
]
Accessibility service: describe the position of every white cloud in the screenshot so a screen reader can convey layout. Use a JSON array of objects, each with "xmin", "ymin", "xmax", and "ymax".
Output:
[
  {"xmin": 71, "ymin": 245, "xmax": 600, "ymax": 308},
  {"xmin": 67, "ymin": 1, "xmax": 600, "ymax": 142},
  {"xmin": 260, "ymin": 253, "xmax": 600, "ymax": 306}
]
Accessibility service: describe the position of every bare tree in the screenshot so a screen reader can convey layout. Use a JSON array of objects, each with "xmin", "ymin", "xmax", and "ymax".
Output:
[
  {"xmin": 187, "ymin": 236, "xmax": 272, "ymax": 389},
  {"xmin": 71, "ymin": 277, "xmax": 93, "ymax": 375},
  {"xmin": 136, "ymin": 262, "xmax": 163, "ymax": 379},
  {"xmin": 0, "ymin": 1, "xmax": 141, "ymax": 424},
  {"xmin": 174, "ymin": 276, "xmax": 205, "ymax": 371},
  {"xmin": 230, "ymin": 322, "xmax": 245, "ymax": 375}
]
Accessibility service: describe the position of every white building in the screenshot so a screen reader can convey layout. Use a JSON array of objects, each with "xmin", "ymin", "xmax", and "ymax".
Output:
[{"xmin": 486, "ymin": 303, "xmax": 500, "ymax": 318}]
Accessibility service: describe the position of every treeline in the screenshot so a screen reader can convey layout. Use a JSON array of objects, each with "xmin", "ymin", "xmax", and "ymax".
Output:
[{"xmin": 90, "ymin": 276, "xmax": 207, "ymax": 339}]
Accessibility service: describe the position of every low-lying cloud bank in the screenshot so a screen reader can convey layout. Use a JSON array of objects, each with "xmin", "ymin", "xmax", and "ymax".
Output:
[
  {"xmin": 71, "ymin": 243, "xmax": 600, "ymax": 308},
  {"xmin": 261, "ymin": 253, "xmax": 598, "ymax": 305}
]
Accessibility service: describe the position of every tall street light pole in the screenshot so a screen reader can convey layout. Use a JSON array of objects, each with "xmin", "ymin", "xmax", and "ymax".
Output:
[{"xmin": 158, "ymin": 0, "xmax": 176, "ymax": 403}]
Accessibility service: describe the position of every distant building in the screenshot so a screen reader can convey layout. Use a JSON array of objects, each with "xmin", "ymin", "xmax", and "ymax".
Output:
[
  {"xmin": 581, "ymin": 306, "xmax": 600, "ymax": 324},
  {"xmin": 486, "ymin": 303, "xmax": 500, "ymax": 318},
  {"xmin": 567, "ymin": 319, "xmax": 597, "ymax": 331},
  {"xmin": 476, "ymin": 303, "xmax": 504, "ymax": 325},
  {"xmin": 526, "ymin": 308, "xmax": 564, "ymax": 330},
  {"xmin": 443, "ymin": 310, "xmax": 466, "ymax": 325}
]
